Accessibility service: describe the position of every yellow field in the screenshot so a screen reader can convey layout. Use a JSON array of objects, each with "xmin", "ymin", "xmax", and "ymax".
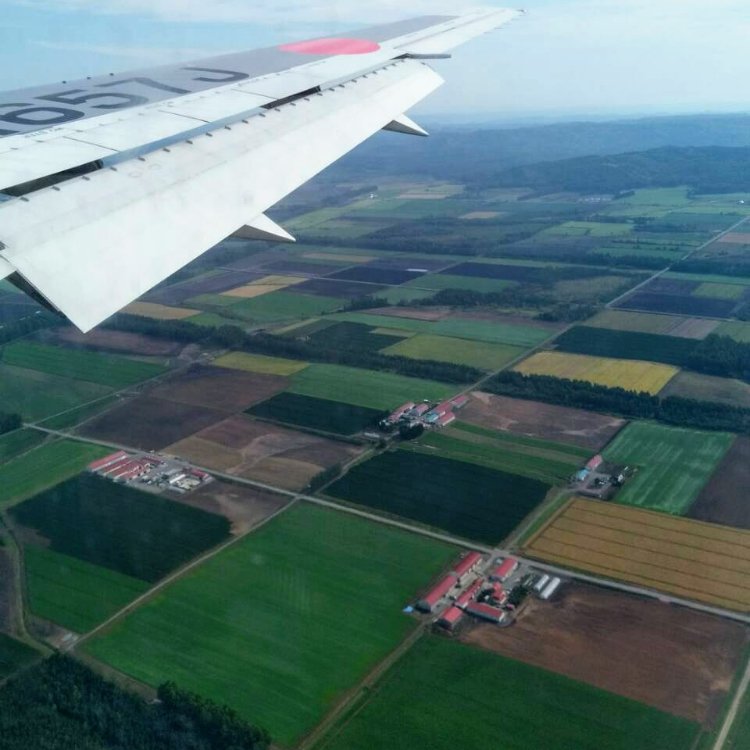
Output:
[
  {"xmin": 514, "ymin": 351, "xmax": 678, "ymax": 394},
  {"xmin": 524, "ymin": 498, "xmax": 750, "ymax": 612},
  {"xmin": 123, "ymin": 301, "xmax": 199, "ymax": 320},
  {"xmin": 213, "ymin": 352, "xmax": 308, "ymax": 376},
  {"xmin": 222, "ymin": 275, "xmax": 306, "ymax": 298}
]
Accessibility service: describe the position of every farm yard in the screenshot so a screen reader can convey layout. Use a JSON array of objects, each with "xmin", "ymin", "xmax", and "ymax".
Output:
[
  {"xmin": 514, "ymin": 351, "xmax": 679, "ymax": 394},
  {"xmin": 462, "ymin": 582, "xmax": 748, "ymax": 725},
  {"xmin": 603, "ymin": 422, "xmax": 733, "ymax": 515},
  {"xmin": 326, "ymin": 449, "xmax": 550, "ymax": 544},
  {"xmin": 318, "ymin": 635, "xmax": 699, "ymax": 750},
  {"xmin": 524, "ymin": 498, "xmax": 750, "ymax": 611},
  {"xmin": 84, "ymin": 503, "xmax": 456, "ymax": 747},
  {"xmin": 461, "ymin": 391, "xmax": 626, "ymax": 450}
]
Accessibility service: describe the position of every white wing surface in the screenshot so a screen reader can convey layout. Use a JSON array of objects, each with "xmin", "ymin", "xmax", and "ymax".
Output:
[{"xmin": 0, "ymin": 8, "xmax": 523, "ymax": 332}]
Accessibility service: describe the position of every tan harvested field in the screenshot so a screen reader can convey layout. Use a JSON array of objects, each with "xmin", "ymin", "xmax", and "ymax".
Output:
[
  {"xmin": 462, "ymin": 392, "xmax": 625, "ymax": 450},
  {"xmin": 690, "ymin": 437, "xmax": 750, "ymax": 530},
  {"xmin": 719, "ymin": 232, "xmax": 750, "ymax": 244},
  {"xmin": 172, "ymin": 479, "xmax": 291, "ymax": 534},
  {"xmin": 167, "ymin": 415, "xmax": 363, "ymax": 491},
  {"xmin": 524, "ymin": 498, "xmax": 750, "ymax": 612},
  {"xmin": 585, "ymin": 310, "xmax": 719, "ymax": 339},
  {"xmin": 148, "ymin": 366, "xmax": 288, "ymax": 411},
  {"xmin": 222, "ymin": 274, "xmax": 306, "ymax": 298},
  {"xmin": 123, "ymin": 301, "xmax": 199, "ymax": 320},
  {"xmin": 369, "ymin": 306, "xmax": 452, "ymax": 321},
  {"xmin": 52, "ymin": 328, "xmax": 182, "ymax": 356},
  {"xmin": 80, "ymin": 396, "xmax": 226, "ymax": 450},
  {"xmin": 212, "ymin": 352, "xmax": 308, "ymax": 376},
  {"xmin": 515, "ymin": 351, "xmax": 679, "ymax": 394},
  {"xmin": 463, "ymin": 582, "xmax": 749, "ymax": 726},
  {"xmin": 460, "ymin": 211, "xmax": 501, "ymax": 220}
]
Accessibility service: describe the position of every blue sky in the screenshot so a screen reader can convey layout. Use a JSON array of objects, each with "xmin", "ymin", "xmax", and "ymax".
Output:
[{"xmin": 3, "ymin": 0, "xmax": 749, "ymax": 120}]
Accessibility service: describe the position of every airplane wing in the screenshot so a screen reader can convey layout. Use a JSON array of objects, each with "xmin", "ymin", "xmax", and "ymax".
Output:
[{"xmin": 0, "ymin": 8, "xmax": 523, "ymax": 332}]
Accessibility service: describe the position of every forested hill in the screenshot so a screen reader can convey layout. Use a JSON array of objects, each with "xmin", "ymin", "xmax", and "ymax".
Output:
[
  {"xmin": 491, "ymin": 146, "xmax": 750, "ymax": 194},
  {"xmin": 330, "ymin": 113, "xmax": 750, "ymax": 182}
]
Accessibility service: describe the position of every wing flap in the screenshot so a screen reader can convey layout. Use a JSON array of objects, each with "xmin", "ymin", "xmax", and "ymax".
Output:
[{"xmin": 0, "ymin": 60, "xmax": 442, "ymax": 332}]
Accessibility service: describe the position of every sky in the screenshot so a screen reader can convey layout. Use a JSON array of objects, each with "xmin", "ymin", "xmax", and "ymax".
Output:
[{"xmin": 1, "ymin": 0, "xmax": 749, "ymax": 121}]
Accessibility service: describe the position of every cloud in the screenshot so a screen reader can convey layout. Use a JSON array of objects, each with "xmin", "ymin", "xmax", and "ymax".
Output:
[{"xmin": 13, "ymin": 0, "xmax": 490, "ymax": 24}]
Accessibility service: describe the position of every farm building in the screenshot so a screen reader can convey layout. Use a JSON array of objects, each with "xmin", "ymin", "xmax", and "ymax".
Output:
[
  {"xmin": 436, "ymin": 412, "xmax": 456, "ymax": 428},
  {"xmin": 437, "ymin": 606, "xmax": 464, "ymax": 631},
  {"xmin": 490, "ymin": 557, "xmax": 519, "ymax": 582},
  {"xmin": 417, "ymin": 574, "xmax": 458, "ymax": 613},
  {"xmin": 540, "ymin": 577, "xmax": 562, "ymax": 601},
  {"xmin": 533, "ymin": 573, "xmax": 551, "ymax": 593},
  {"xmin": 388, "ymin": 402, "xmax": 415, "ymax": 422},
  {"xmin": 574, "ymin": 469, "xmax": 590, "ymax": 482},
  {"xmin": 586, "ymin": 455, "xmax": 604, "ymax": 471},
  {"xmin": 453, "ymin": 551, "xmax": 483, "ymax": 582},
  {"xmin": 450, "ymin": 395, "xmax": 469, "ymax": 410},
  {"xmin": 466, "ymin": 601, "xmax": 506, "ymax": 625},
  {"xmin": 489, "ymin": 582, "xmax": 507, "ymax": 605},
  {"xmin": 412, "ymin": 403, "xmax": 432, "ymax": 417},
  {"xmin": 455, "ymin": 579, "xmax": 484, "ymax": 609},
  {"xmin": 88, "ymin": 451, "xmax": 128, "ymax": 472}
]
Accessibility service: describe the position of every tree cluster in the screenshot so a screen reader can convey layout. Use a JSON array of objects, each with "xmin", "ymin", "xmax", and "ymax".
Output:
[
  {"xmin": 687, "ymin": 334, "xmax": 750, "ymax": 380},
  {"xmin": 0, "ymin": 412, "xmax": 22, "ymax": 435}
]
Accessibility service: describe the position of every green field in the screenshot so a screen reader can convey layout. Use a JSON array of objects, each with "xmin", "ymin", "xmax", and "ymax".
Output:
[
  {"xmin": 384, "ymin": 334, "xmax": 525, "ymax": 371},
  {"xmin": 0, "ymin": 429, "xmax": 46, "ymax": 465},
  {"xmin": 586, "ymin": 310, "xmax": 706, "ymax": 335},
  {"xmin": 248, "ymin": 392, "xmax": 384, "ymax": 435},
  {"xmin": 37, "ymin": 395, "xmax": 121, "ymax": 430},
  {"xmin": 85, "ymin": 503, "xmax": 456, "ymax": 746},
  {"xmin": 0, "ymin": 364, "xmax": 113, "ymax": 421},
  {"xmin": 318, "ymin": 635, "xmax": 698, "ymax": 750},
  {"xmin": 0, "ymin": 342, "xmax": 167, "ymax": 389},
  {"xmin": 11, "ymin": 473, "xmax": 231, "ymax": 582},
  {"xmin": 404, "ymin": 273, "xmax": 515, "ymax": 294},
  {"xmin": 694, "ymin": 282, "xmax": 746, "ymax": 300},
  {"xmin": 716, "ymin": 321, "xmax": 750, "ymax": 342},
  {"xmin": 24, "ymin": 545, "xmax": 149, "ymax": 633},
  {"xmin": 288, "ymin": 363, "xmax": 455, "ymax": 410},
  {"xmin": 661, "ymin": 371, "xmax": 750, "ymax": 409},
  {"xmin": 0, "ymin": 634, "xmax": 39, "ymax": 680},
  {"xmin": 603, "ymin": 422, "xmax": 734, "ymax": 514},
  {"xmin": 378, "ymin": 287, "xmax": 435, "ymax": 305},
  {"xmin": 327, "ymin": 449, "xmax": 549, "ymax": 543},
  {"xmin": 726, "ymin": 681, "xmax": 750, "ymax": 750},
  {"xmin": 0, "ymin": 440, "xmax": 110, "ymax": 510},
  {"xmin": 405, "ymin": 422, "xmax": 589, "ymax": 484},
  {"xmin": 227, "ymin": 291, "xmax": 343, "ymax": 323},
  {"xmin": 544, "ymin": 220, "xmax": 633, "ymax": 237}
]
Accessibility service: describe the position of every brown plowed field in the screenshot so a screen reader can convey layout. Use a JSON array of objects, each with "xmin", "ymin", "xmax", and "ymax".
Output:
[
  {"xmin": 166, "ymin": 415, "xmax": 363, "ymax": 491},
  {"xmin": 462, "ymin": 392, "xmax": 625, "ymax": 450},
  {"xmin": 524, "ymin": 498, "xmax": 750, "ymax": 612},
  {"xmin": 689, "ymin": 436, "xmax": 750, "ymax": 530},
  {"xmin": 172, "ymin": 480, "xmax": 291, "ymax": 534},
  {"xmin": 80, "ymin": 396, "xmax": 226, "ymax": 450},
  {"xmin": 52, "ymin": 328, "xmax": 182, "ymax": 356},
  {"xmin": 149, "ymin": 366, "xmax": 288, "ymax": 411},
  {"xmin": 462, "ymin": 583, "xmax": 749, "ymax": 726}
]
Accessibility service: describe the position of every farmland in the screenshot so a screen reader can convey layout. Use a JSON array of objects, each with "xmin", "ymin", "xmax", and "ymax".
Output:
[
  {"xmin": 248, "ymin": 392, "xmax": 384, "ymax": 435},
  {"xmin": 461, "ymin": 391, "xmax": 625, "ymax": 451},
  {"xmin": 0, "ymin": 341, "xmax": 167, "ymax": 389},
  {"xmin": 212, "ymin": 351, "xmax": 308, "ymax": 375},
  {"xmin": 404, "ymin": 273, "xmax": 515, "ymax": 294},
  {"xmin": 603, "ymin": 422, "xmax": 733, "ymax": 514},
  {"xmin": 123, "ymin": 301, "xmax": 199, "ymax": 319},
  {"xmin": 405, "ymin": 422, "xmax": 588, "ymax": 484},
  {"xmin": 306, "ymin": 321, "xmax": 406, "ymax": 352},
  {"xmin": 226, "ymin": 290, "xmax": 344, "ymax": 323},
  {"xmin": 384, "ymin": 334, "xmax": 525, "ymax": 370},
  {"xmin": 514, "ymin": 351, "xmax": 679, "ymax": 394},
  {"xmin": 616, "ymin": 291, "xmax": 738, "ymax": 317},
  {"xmin": 84, "ymin": 503, "xmax": 456, "ymax": 746},
  {"xmin": 462, "ymin": 582, "xmax": 748, "ymax": 725},
  {"xmin": 23, "ymin": 545, "xmax": 149, "ymax": 633},
  {"xmin": 524, "ymin": 498, "xmax": 750, "ymax": 611},
  {"xmin": 288, "ymin": 363, "xmax": 455, "ymax": 410},
  {"xmin": 0, "ymin": 634, "xmax": 38, "ymax": 680},
  {"xmin": 661, "ymin": 371, "xmax": 750, "ymax": 409},
  {"xmin": 0, "ymin": 440, "xmax": 110, "ymax": 510},
  {"xmin": 167, "ymin": 415, "xmax": 364, "ymax": 491},
  {"xmin": 11, "ymin": 474, "xmax": 231, "ymax": 582},
  {"xmin": 319, "ymin": 635, "xmax": 699, "ymax": 750},
  {"xmin": 0, "ymin": 429, "xmax": 45, "ymax": 465},
  {"xmin": 553, "ymin": 326, "xmax": 697, "ymax": 367},
  {"xmin": 326, "ymin": 449, "xmax": 550, "ymax": 544}
]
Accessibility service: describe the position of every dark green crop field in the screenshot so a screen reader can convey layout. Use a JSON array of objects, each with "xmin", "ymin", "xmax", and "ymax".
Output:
[
  {"xmin": 85, "ymin": 503, "xmax": 456, "ymax": 746},
  {"xmin": 248, "ymin": 392, "xmax": 384, "ymax": 435},
  {"xmin": 318, "ymin": 636, "xmax": 700, "ymax": 750},
  {"xmin": 553, "ymin": 326, "xmax": 698, "ymax": 367},
  {"xmin": 305, "ymin": 322, "xmax": 403, "ymax": 352},
  {"xmin": 0, "ymin": 634, "xmax": 38, "ymax": 680},
  {"xmin": 326, "ymin": 449, "xmax": 550, "ymax": 543},
  {"xmin": 0, "ymin": 429, "xmax": 46, "ymax": 465},
  {"xmin": 11, "ymin": 474, "xmax": 230, "ymax": 582}
]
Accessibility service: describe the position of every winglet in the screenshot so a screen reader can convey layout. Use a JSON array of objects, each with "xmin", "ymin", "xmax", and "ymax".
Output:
[
  {"xmin": 234, "ymin": 214, "xmax": 296, "ymax": 243},
  {"xmin": 383, "ymin": 115, "xmax": 429, "ymax": 137}
]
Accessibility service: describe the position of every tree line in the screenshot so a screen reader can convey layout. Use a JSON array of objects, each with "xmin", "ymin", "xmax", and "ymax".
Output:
[
  {"xmin": 0, "ymin": 655, "xmax": 270, "ymax": 750},
  {"xmin": 104, "ymin": 314, "xmax": 483, "ymax": 384},
  {"xmin": 485, "ymin": 371, "xmax": 750, "ymax": 433}
]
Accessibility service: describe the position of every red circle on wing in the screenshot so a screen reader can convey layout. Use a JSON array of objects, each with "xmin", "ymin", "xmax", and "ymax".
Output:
[{"xmin": 280, "ymin": 38, "xmax": 381, "ymax": 55}]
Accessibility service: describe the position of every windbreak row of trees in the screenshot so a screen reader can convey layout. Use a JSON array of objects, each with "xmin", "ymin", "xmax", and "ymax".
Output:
[
  {"xmin": 485, "ymin": 371, "xmax": 750, "ymax": 433},
  {"xmin": 0, "ymin": 655, "xmax": 270, "ymax": 750},
  {"xmin": 104, "ymin": 314, "xmax": 483, "ymax": 384}
]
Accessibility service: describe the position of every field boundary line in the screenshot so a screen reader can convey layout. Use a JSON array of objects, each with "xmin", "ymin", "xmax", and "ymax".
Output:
[{"xmin": 712, "ymin": 654, "xmax": 750, "ymax": 750}]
